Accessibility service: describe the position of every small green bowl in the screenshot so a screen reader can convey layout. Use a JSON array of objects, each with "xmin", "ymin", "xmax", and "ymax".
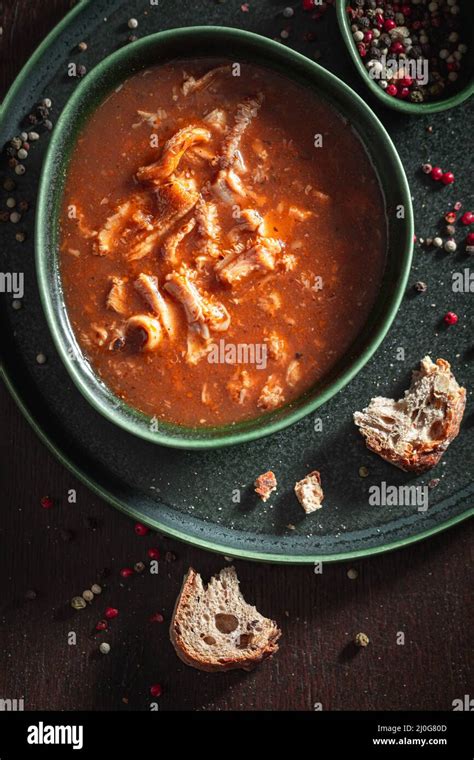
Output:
[
  {"xmin": 336, "ymin": 0, "xmax": 474, "ymax": 114},
  {"xmin": 36, "ymin": 26, "xmax": 413, "ymax": 449}
]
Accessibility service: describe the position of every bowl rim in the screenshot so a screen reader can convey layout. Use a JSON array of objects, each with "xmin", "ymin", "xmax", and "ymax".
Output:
[
  {"xmin": 335, "ymin": 0, "xmax": 474, "ymax": 115},
  {"xmin": 36, "ymin": 25, "xmax": 414, "ymax": 449}
]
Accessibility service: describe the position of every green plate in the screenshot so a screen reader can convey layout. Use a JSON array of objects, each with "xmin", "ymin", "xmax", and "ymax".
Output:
[{"xmin": 1, "ymin": 0, "xmax": 472, "ymax": 563}]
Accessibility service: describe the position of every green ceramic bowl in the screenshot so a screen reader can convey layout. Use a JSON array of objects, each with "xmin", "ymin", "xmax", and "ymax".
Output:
[
  {"xmin": 336, "ymin": 0, "xmax": 474, "ymax": 114},
  {"xmin": 36, "ymin": 26, "xmax": 413, "ymax": 449}
]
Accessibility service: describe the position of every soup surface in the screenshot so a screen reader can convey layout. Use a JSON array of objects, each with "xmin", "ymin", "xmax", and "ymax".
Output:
[{"xmin": 60, "ymin": 59, "xmax": 386, "ymax": 427}]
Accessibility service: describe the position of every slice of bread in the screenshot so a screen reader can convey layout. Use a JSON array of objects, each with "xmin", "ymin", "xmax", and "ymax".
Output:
[
  {"xmin": 354, "ymin": 356, "xmax": 466, "ymax": 473},
  {"xmin": 170, "ymin": 566, "xmax": 281, "ymax": 672}
]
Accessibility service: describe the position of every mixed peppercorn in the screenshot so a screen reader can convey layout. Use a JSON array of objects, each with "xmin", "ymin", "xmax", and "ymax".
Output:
[{"xmin": 347, "ymin": 0, "xmax": 468, "ymax": 102}]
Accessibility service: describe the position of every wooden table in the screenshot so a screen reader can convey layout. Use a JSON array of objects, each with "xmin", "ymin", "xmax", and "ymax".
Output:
[{"xmin": 0, "ymin": 0, "xmax": 472, "ymax": 712}]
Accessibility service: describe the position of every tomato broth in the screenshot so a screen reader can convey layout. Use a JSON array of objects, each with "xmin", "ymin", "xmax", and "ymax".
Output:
[{"xmin": 60, "ymin": 59, "xmax": 386, "ymax": 427}]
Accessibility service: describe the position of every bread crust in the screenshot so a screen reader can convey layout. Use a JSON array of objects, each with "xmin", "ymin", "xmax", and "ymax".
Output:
[
  {"xmin": 355, "ymin": 357, "xmax": 466, "ymax": 473},
  {"xmin": 170, "ymin": 567, "xmax": 281, "ymax": 673}
]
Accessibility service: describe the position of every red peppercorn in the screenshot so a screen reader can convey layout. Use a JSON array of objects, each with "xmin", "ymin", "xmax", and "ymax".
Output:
[
  {"xmin": 363, "ymin": 31, "xmax": 373, "ymax": 44},
  {"xmin": 386, "ymin": 84, "xmax": 398, "ymax": 97},
  {"xmin": 147, "ymin": 547, "xmax": 160, "ymax": 560},
  {"xmin": 96, "ymin": 620, "xmax": 108, "ymax": 631},
  {"xmin": 430, "ymin": 166, "xmax": 443, "ymax": 181},
  {"xmin": 461, "ymin": 211, "xmax": 474, "ymax": 225},
  {"xmin": 384, "ymin": 19, "xmax": 396, "ymax": 31},
  {"xmin": 120, "ymin": 567, "xmax": 134, "ymax": 578},
  {"xmin": 302, "ymin": 0, "xmax": 314, "ymax": 9},
  {"xmin": 401, "ymin": 4, "xmax": 411, "ymax": 15},
  {"xmin": 441, "ymin": 172, "xmax": 455, "ymax": 185},
  {"xmin": 466, "ymin": 232, "xmax": 474, "ymax": 245},
  {"xmin": 150, "ymin": 684, "xmax": 163, "ymax": 698},
  {"xmin": 399, "ymin": 76, "xmax": 413, "ymax": 87},
  {"xmin": 444, "ymin": 312, "xmax": 458, "ymax": 326},
  {"xmin": 105, "ymin": 606, "xmax": 119, "ymax": 619},
  {"xmin": 150, "ymin": 612, "xmax": 164, "ymax": 623},
  {"xmin": 357, "ymin": 43, "xmax": 367, "ymax": 57},
  {"xmin": 40, "ymin": 496, "xmax": 54, "ymax": 509},
  {"xmin": 375, "ymin": 14, "xmax": 384, "ymax": 29},
  {"xmin": 398, "ymin": 87, "xmax": 410, "ymax": 99},
  {"xmin": 134, "ymin": 522, "xmax": 149, "ymax": 536},
  {"xmin": 390, "ymin": 41, "xmax": 405, "ymax": 54}
]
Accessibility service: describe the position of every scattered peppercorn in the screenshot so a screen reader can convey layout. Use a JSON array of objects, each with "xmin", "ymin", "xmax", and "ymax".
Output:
[
  {"xmin": 105, "ymin": 606, "xmax": 119, "ymax": 619},
  {"xmin": 25, "ymin": 589, "xmax": 37, "ymax": 600},
  {"xmin": 150, "ymin": 612, "xmax": 164, "ymax": 623},
  {"xmin": 461, "ymin": 211, "xmax": 474, "ymax": 225},
  {"xmin": 91, "ymin": 584, "xmax": 102, "ymax": 595},
  {"xmin": 441, "ymin": 171, "xmax": 455, "ymax": 185},
  {"xmin": 82, "ymin": 589, "xmax": 94, "ymax": 603},
  {"xmin": 422, "ymin": 163, "xmax": 432, "ymax": 174},
  {"xmin": 127, "ymin": 18, "xmax": 138, "ymax": 29},
  {"xmin": 355, "ymin": 632, "xmax": 370, "ymax": 648},
  {"xmin": 96, "ymin": 619, "xmax": 108, "ymax": 631},
  {"xmin": 433, "ymin": 237, "xmax": 443, "ymax": 248},
  {"xmin": 134, "ymin": 522, "xmax": 149, "ymax": 536},
  {"xmin": 78, "ymin": 41, "xmax": 88, "ymax": 52},
  {"xmin": 444, "ymin": 211, "xmax": 456, "ymax": 224},
  {"xmin": 120, "ymin": 567, "xmax": 134, "ymax": 578},
  {"xmin": 431, "ymin": 166, "xmax": 443, "ymax": 181},
  {"xmin": 147, "ymin": 548, "xmax": 160, "ymax": 560},
  {"xmin": 444, "ymin": 311, "xmax": 458, "ymax": 325},
  {"xmin": 444, "ymin": 239, "xmax": 457, "ymax": 252},
  {"xmin": 428, "ymin": 478, "xmax": 440, "ymax": 489},
  {"xmin": 40, "ymin": 495, "xmax": 53, "ymax": 509},
  {"xmin": 347, "ymin": 568, "xmax": 358, "ymax": 580},
  {"xmin": 150, "ymin": 684, "xmax": 162, "ymax": 698},
  {"xmin": 134, "ymin": 561, "xmax": 146, "ymax": 573},
  {"xmin": 3, "ymin": 177, "xmax": 15, "ymax": 191},
  {"xmin": 99, "ymin": 642, "xmax": 111, "ymax": 655},
  {"xmin": 358, "ymin": 465, "xmax": 369, "ymax": 478},
  {"xmin": 414, "ymin": 281, "xmax": 427, "ymax": 293},
  {"xmin": 71, "ymin": 596, "xmax": 87, "ymax": 610},
  {"xmin": 77, "ymin": 65, "xmax": 87, "ymax": 78}
]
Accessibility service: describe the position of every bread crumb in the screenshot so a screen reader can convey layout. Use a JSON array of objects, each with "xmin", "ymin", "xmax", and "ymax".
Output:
[
  {"xmin": 294, "ymin": 470, "xmax": 324, "ymax": 514},
  {"xmin": 254, "ymin": 470, "xmax": 277, "ymax": 502}
]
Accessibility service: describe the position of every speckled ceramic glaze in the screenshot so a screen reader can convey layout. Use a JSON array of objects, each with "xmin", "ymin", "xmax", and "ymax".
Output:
[{"xmin": 1, "ymin": 0, "xmax": 472, "ymax": 563}]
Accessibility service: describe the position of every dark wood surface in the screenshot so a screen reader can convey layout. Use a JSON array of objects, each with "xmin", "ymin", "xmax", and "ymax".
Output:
[{"xmin": 0, "ymin": 0, "xmax": 472, "ymax": 712}]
